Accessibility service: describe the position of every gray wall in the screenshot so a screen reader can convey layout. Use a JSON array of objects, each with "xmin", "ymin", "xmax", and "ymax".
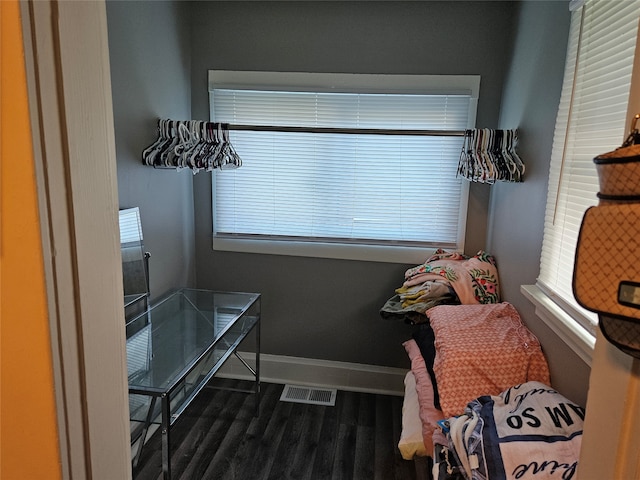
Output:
[
  {"xmin": 488, "ymin": 1, "xmax": 590, "ymax": 406},
  {"xmin": 106, "ymin": 1, "xmax": 591, "ymax": 404},
  {"xmin": 189, "ymin": 1, "xmax": 517, "ymax": 367},
  {"xmin": 107, "ymin": 0, "xmax": 196, "ymax": 299}
]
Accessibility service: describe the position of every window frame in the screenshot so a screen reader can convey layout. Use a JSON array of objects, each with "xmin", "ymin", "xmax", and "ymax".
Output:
[
  {"xmin": 525, "ymin": 0, "xmax": 640, "ymax": 364},
  {"xmin": 208, "ymin": 71, "xmax": 480, "ymax": 264}
]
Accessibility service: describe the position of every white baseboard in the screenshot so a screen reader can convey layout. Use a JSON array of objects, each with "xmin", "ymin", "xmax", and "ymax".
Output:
[{"xmin": 217, "ymin": 352, "xmax": 407, "ymax": 397}]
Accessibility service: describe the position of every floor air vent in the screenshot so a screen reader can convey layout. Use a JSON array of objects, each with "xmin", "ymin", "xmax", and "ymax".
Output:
[{"xmin": 280, "ymin": 384, "xmax": 337, "ymax": 406}]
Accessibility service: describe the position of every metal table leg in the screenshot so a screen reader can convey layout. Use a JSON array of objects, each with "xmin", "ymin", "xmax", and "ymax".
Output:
[
  {"xmin": 255, "ymin": 311, "xmax": 261, "ymax": 417},
  {"xmin": 132, "ymin": 396, "xmax": 157, "ymax": 469},
  {"xmin": 161, "ymin": 393, "xmax": 171, "ymax": 480}
]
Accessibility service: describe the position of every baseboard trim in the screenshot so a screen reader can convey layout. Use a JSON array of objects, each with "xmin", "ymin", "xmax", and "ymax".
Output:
[{"xmin": 217, "ymin": 352, "xmax": 407, "ymax": 397}]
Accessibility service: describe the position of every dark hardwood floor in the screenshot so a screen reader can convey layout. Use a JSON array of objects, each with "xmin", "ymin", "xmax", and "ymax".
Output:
[{"xmin": 132, "ymin": 378, "xmax": 420, "ymax": 480}]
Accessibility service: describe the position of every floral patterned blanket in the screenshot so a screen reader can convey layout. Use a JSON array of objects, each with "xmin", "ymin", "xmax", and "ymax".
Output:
[
  {"xmin": 401, "ymin": 249, "xmax": 500, "ymax": 305},
  {"xmin": 380, "ymin": 250, "xmax": 500, "ymax": 324}
]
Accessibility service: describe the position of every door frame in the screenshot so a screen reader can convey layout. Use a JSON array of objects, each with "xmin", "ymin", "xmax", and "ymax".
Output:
[
  {"xmin": 20, "ymin": 1, "xmax": 131, "ymax": 478},
  {"xmin": 18, "ymin": 1, "xmax": 640, "ymax": 479}
]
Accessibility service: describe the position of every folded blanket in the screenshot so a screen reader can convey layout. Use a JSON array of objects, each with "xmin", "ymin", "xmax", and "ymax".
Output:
[
  {"xmin": 403, "ymin": 339, "xmax": 446, "ymax": 455},
  {"xmin": 412, "ymin": 323, "xmax": 441, "ymax": 409},
  {"xmin": 446, "ymin": 381, "xmax": 584, "ymax": 480},
  {"xmin": 398, "ymin": 371, "xmax": 430, "ymax": 460},
  {"xmin": 428, "ymin": 303, "xmax": 550, "ymax": 418},
  {"xmin": 380, "ymin": 249, "xmax": 499, "ymax": 323},
  {"xmin": 404, "ymin": 250, "xmax": 500, "ymax": 305},
  {"xmin": 380, "ymin": 288, "xmax": 456, "ymax": 324}
]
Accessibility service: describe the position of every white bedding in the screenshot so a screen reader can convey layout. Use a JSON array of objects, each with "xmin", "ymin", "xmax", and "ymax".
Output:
[{"xmin": 398, "ymin": 371, "xmax": 429, "ymax": 460}]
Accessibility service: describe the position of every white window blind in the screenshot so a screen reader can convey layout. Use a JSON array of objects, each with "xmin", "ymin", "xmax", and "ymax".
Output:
[
  {"xmin": 537, "ymin": 0, "xmax": 640, "ymax": 334},
  {"xmin": 209, "ymin": 73, "xmax": 476, "ymax": 254},
  {"xmin": 119, "ymin": 208, "xmax": 143, "ymax": 245}
]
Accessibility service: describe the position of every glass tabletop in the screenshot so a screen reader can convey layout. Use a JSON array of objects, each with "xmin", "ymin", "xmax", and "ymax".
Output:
[{"xmin": 126, "ymin": 288, "xmax": 260, "ymax": 394}]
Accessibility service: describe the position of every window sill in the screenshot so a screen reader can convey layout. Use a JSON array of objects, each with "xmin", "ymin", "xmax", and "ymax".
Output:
[
  {"xmin": 212, "ymin": 236, "xmax": 442, "ymax": 265},
  {"xmin": 521, "ymin": 284, "xmax": 595, "ymax": 366}
]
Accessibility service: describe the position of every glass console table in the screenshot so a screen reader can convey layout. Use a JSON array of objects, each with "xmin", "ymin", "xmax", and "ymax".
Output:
[{"xmin": 126, "ymin": 288, "xmax": 261, "ymax": 480}]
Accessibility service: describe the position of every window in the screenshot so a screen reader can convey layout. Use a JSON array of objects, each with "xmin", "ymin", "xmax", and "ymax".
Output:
[
  {"xmin": 528, "ymin": 0, "xmax": 640, "ymax": 358},
  {"xmin": 209, "ymin": 71, "xmax": 479, "ymax": 263}
]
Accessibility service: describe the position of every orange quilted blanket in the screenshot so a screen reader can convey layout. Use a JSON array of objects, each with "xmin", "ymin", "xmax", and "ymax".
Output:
[{"xmin": 428, "ymin": 302, "xmax": 550, "ymax": 418}]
